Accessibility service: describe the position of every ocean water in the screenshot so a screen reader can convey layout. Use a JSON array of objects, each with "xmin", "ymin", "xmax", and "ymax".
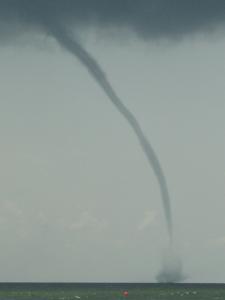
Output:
[{"xmin": 0, "ymin": 283, "xmax": 224, "ymax": 300}]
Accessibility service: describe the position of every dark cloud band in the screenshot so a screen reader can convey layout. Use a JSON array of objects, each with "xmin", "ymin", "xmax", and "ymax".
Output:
[{"xmin": 1, "ymin": 0, "xmax": 225, "ymax": 39}]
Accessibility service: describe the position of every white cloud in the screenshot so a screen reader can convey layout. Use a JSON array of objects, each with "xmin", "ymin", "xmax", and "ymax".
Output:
[
  {"xmin": 212, "ymin": 236, "xmax": 225, "ymax": 247},
  {"xmin": 138, "ymin": 210, "xmax": 157, "ymax": 231},
  {"xmin": 1, "ymin": 200, "xmax": 23, "ymax": 218},
  {"xmin": 69, "ymin": 211, "xmax": 108, "ymax": 232}
]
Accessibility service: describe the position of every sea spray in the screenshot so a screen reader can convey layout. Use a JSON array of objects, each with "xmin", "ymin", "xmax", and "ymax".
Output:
[{"xmin": 156, "ymin": 245, "xmax": 186, "ymax": 283}]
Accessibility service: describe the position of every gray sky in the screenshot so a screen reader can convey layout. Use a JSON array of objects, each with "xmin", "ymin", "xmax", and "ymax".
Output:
[{"xmin": 0, "ymin": 1, "xmax": 225, "ymax": 282}]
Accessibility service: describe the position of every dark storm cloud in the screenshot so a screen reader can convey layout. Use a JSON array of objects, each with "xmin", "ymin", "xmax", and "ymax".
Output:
[{"xmin": 0, "ymin": 0, "xmax": 225, "ymax": 40}]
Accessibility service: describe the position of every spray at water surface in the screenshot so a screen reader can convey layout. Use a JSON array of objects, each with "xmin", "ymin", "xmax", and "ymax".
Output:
[{"xmin": 156, "ymin": 245, "xmax": 187, "ymax": 283}]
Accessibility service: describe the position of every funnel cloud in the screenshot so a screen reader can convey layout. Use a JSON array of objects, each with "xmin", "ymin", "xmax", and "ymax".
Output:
[{"xmin": 51, "ymin": 25, "xmax": 174, "ymax": 239}]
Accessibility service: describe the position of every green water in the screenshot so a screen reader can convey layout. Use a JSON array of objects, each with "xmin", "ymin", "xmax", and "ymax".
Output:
[{"xmin": 0, "ymin": 283, "xmax": 224, "ymax": 300}]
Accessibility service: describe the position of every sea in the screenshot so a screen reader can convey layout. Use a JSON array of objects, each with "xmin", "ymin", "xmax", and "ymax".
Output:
[{"xmin": 0, "ymin": 283, "xmax": 224, "ymax": 300}]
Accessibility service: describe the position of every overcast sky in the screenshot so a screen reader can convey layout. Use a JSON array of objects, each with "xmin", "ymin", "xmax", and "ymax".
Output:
[{"xmin": 0, "ymin": 1, "xmax": 225, "ymax": 282}]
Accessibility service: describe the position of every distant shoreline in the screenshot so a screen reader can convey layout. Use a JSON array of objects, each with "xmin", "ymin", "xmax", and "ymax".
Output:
[{"xmin": 0, "ymin": 282, "xmax": 224, "ymax": 286}]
